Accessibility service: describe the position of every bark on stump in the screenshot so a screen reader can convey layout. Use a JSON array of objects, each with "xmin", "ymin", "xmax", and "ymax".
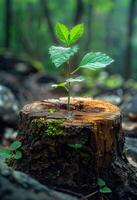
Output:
[{"xmin": 16, "ymin": 97, "xmax": 137, "ymax": 200}]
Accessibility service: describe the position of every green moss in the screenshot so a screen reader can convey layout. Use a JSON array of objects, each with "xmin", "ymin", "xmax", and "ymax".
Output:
[
  {"xmin": 46, "ymin": 119, "xmax": 65, "ymax": 137},
  {"xmin": 30, "ymin": 118, "xmax": 65, "ymax": 137},
  {"xmin": 33, "ymin": 118, "xmax": 46, "ymax": 128},
  {"xmin": 47, "ymin": 108, "xmax": 57, "ymax": 114}
]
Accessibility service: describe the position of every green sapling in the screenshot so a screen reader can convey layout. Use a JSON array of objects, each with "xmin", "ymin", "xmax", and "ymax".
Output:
[{"xmin": 49, "ymin": 23, "xmax": 114, "ymax": 113}]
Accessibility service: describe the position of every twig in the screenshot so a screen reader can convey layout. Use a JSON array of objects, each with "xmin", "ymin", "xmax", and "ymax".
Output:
[{"xmin": 79, "ymin": 191, "xmax": 98, "ymax": 200}]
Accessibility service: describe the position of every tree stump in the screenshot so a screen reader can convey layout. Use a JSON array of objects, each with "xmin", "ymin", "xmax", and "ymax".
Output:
[{"xmin": 16, "ymin": 97, "xmax": 137, "ymax": 199}]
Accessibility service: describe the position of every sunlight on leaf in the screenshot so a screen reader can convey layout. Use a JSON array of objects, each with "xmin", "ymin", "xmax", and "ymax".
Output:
[
  {"xmin": 55, "ymin": 23, "xmax": 69, "ymax": 45},
  {"xmin": 80, "ymin": 52, "xmax": 114, "ymax": 70},
  {"xmin": 51, "ymin": 82, "xmax": 67, "ymax": 88},
  {"xmin": 66, "ymin": 76, "xmax": 85, "ymax": 83},
  {"xmin": 69, "ymin": 24, "xmax": 84, "ymax": 44},
  {"xmin": 49, "ymin": 46, "xmax": 78, "ymax": 68}
]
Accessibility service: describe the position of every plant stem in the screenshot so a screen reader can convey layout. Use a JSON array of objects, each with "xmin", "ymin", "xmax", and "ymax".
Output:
[
  {"xmin": 67, "ymin": 61, "xmax": 71, "ymax": 112},
  {"xmin": 71, "ymin": 66, "xmax": 80, "ymax": 75}
]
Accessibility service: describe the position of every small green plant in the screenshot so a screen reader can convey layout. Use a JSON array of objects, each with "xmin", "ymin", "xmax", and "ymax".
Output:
[
  {"xmin": 49, "ymin": 22, "xmax": 114, "ymax": 113},
  {"xmin": 0, "ymin": 141, "xmax": 22, "ymax": 160},
  {"xmin": 97, "ymin": 178, "xmax": 112, "ymax": 193},
  {"xmin": 68, "ymin": 143, "xmax": 83, "ymax": 150},
  {"xmin": 79, "ymin": 178, "xmax": 112, "ymax": 199}
]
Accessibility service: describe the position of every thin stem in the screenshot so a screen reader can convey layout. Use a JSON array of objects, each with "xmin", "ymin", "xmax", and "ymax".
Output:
[
  {"xmin": 71, "ymin": 66, "xmax": 80, "ymax": 75},
  {"xmin": 67, "ymin": 61, "xmax": 71, "ymax": 112},
  {"xmin": 64, "ymin": 86, "xmax": 69, "ymax": 92}
]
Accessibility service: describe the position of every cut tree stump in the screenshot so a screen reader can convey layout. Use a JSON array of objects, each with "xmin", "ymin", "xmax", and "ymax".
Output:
[{"xmin": 15, "ymin": 97, "xmax": 137, "ymax": 200}]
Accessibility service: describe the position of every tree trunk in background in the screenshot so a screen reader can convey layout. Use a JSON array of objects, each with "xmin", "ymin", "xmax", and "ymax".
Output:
[
  {"xmin": 40, "ymin": 0, "xmax": 57, "ymax": 43},
  {"xmin": 85, "ymin": 3, "xmax": 92, "ymax": 51},
  {"xmin": 124, "ymin": 0, "xmax": 136, "ymax": 79},
  {"xmin": 4, "ymin": 0, "xmax": 12, "ymax": 48},
  {"xmin": 72, "ymin": 0, "xmax": 84, "ymax": 69},
  {"xmin": 105, "ymin": 11, "xmax": 114, "ymax": 50},
  {"xmin": 105, "ymin": 7, "xmax": 115, "ymax": 74},
  {"xmin": 74, "ymin": 0, "xmax": 84, "ymax": 24}
]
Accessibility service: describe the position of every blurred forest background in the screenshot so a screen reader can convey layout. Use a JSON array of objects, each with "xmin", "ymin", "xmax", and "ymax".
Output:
[{"xmin": 1, "ymin": 0, "xmax": 137, "ymax": 79}]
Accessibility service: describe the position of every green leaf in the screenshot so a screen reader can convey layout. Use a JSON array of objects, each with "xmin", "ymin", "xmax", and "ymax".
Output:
[
  {"xmin": 10, "ymin": 141, "xmax": 22, "ymax": 151},
  {"xmin": 0, "ymin": 149, "xmax": 11, "ymax": 159},
  {"xmin": 49, "ymin": 46, "xmax": 78, "ymax": 68},
  {"xmin": 55, "ymin": 23, "xmax": 69, "ymax": 45},
  {"xmin": 79, "ymin": 52, "xmax": 114, "ymax": 70},
  {"xmin": 100, "ymin": 186, "xmax": 112, "ymax": 193},
  {"xmin": 66, "ymin": 76, "xmax": 85, "ymax": 83},
  {"xmin": 12, "ymin": 151, "xmax": 22, "ymax": 159},
  {"xmin": 68, "ymin": 143, "xmax": 83, "ymax": 149},
  {"xmin": 97, "ymin": 178, "xmax": 106, "ymax": 187},
  {"xmin": 69, "ymin": 24, "xmax": 84, "ymax": 44},
  {"xmin": 51, "ymin": 82, "xmax": 67, "ymax": 88}
]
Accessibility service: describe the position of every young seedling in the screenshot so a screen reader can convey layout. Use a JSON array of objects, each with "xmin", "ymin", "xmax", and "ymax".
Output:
[
  {"xmin": 0, "ymin": 141, "xmax": 22, "ymax": 160},
  {"xmin": 97, "ymin": 178, "xmax": 112, "ymax": 193},
  {"xmin": 49, "ymin": 23, "xmax": 114, "ymax": 114},
  {"xmin": 79, "ymin": 178, "xmax": 112, "ymax": 200}
]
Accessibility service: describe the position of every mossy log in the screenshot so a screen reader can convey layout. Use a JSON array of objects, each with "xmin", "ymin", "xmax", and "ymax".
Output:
[{"xmin": 16, "ymin": 97, "xmax": 137, "ymax": 200}]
